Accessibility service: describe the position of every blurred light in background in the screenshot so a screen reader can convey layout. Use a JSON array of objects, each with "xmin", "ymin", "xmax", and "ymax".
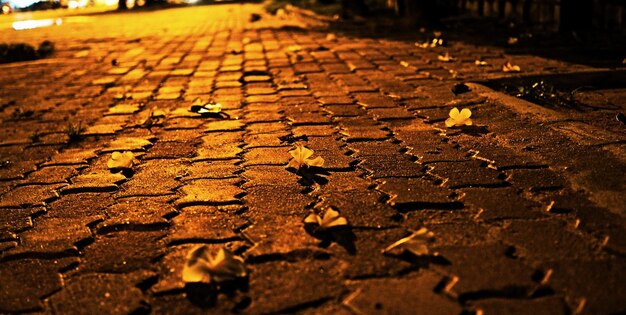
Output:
[{"xmin": 12, "ymin": 18, "xmax": 62, "ymax": 30}]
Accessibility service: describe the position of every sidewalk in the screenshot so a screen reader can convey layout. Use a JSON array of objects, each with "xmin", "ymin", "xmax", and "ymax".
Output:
[{"xmin": 1, "ymin": 3, "xmax": 625, "ymax": 314}]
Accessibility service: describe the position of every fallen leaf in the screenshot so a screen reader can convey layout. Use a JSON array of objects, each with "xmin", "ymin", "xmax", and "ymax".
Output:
[
  {"xmin": 326, "ymin": 33, "xmax": 337, "ymax": 41},
  {"xmin": 182, "ymin": 245, "xmax": 247, "ymax": 284},
  {"xmin": 383, "ymin": 227, "xmax": 435, "ymax": 257},
  {"xmin": 287, "ymin": 143, "xmax": 324, "ymax": 169},
  {"xmin": 304, "ymin": 207, "xmax": 348, "ymax": 230},
  {"xmin": 507, "ymin": 37, "xmax": 519, "ymax": 45},
  {"xmin": 438, "ymin": 52, "xmax": 454, "ymax": 62},
  {"xmin": 502, "ymin": 61, "xmax": 521, "ymax": 72},
  {"xmin": 445, "ymin": 107, "xmax": 473, "ymax": 127},
  {"xmin": 400, "ymin": 61, "xmax": 410, "ymax": 68},
  {"xmin": 107, "ymin": 151, "xmax": 135, "ymax": 170}
]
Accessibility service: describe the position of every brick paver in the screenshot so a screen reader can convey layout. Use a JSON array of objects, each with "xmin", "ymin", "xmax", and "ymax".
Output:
[{"xmin": 1, "ymin": 3, "xmax": 625, "ymax": 314}]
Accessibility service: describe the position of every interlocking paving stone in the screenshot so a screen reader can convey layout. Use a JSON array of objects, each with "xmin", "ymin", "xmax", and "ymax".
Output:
[
  {"xmin": 546, "ymin": 259, "xmax": 626, "ymax": 314},
  {"xmin": 467, "ymin": 143, "xmax": 545, "ymax": 169},
  {"xmin": 472, "ymin": 296, "xmax": 570, "ymax": 315},
  {"xmin": 243, "ymin": 215, "xmax": 327, "ymax": 260},
  {"xmin": 116, "ymin": 159, "xmax": 186, "ymax": 197},
  {"xmin": 434, "ymin": 243, "xmax": 540, "ymax": 298},
  {"xmin": 461, "ymin": 187, "xmax": 544, "ymax": 221},
  {"xmin": 360, "ymin": 154, "xmax": 426, "ymax": 178},
  {"xmin": 101, "ymin": 137, "xmax": 154, "ymax": 153},
  {"xmin": 8, "ymin": 217, "xmax": 93, "ymax": 255},
  {"xmin": 167, "ymin": 206, "xmax": 243, "ymax": 244},
  {"xmin": 0, "ymin": 4, "xmax": 624, "ymax": 314},
  {"xmin": 505, "ymin": 168, "xmax": 567, "ymax": 192},
  {"xmin": 45, "ymin": 192, "xmax": 113, "ymax": 219},
  {"xmin": 21, "ymin": 165, "xmax": 80, "ymax": 184},
  {"xmin": 334, "ymin": 228, "xmax": 414, "ymax": 279},
  {"xmin": 369, "ymin": 107, "xmax": 415, "ymax": 121},
  {"xmin": 61, "ymin": 172, "xmax": 126, "ymax": 194},
  {"xmin": 247, "ymin": 260, "xmax": 346, "ymax": 314},
  {"xmin": 181, "ymin": 161, "xmax": 240, "ymax": 180},
  {"xmin": 0, "ymin": 184, "xmax": 64, "ymax": 208},
  {"xmin": 291, "ymin": 125, "xmax": 337, "ymax": 137},
  {"xmin": 175, "ymin": 178, "xmax": 244, "ymax": 207},
  {"xmin": 143, "ymin": 140, "xmax": 200, "ymax": 160},
  {"xmin": 429, "ymin": 160, "xmax": 506, "ymax": 188},
  {"xmin": 0, "ymin": 258, "xmax": 74, "ymax": 313},
  {"xmin": 244, "ymin": 185, "xmax": 315, "ymax": 216},
  {"xmin": 243, "ymin": 147, "xmax": 291, "ymax": 166},
  {"xmin": 426, "ymin": 222, "xmax": 496, "ymax": 247},
  {"xmin": 40, "ymin": 148, "xmax": 96, "ymax": 166},
  {"xmin": 78, "ymin": 231, "xmax": 166, "ymax": 273},
  {"xmin": 499, "ymin": 220, "xmax": 598, "ymax": 261},
  {"xmin": 100, "ymin": 197, "xmax": 177, "ymax": 231},
  {"xmin": 339, "ymin": 125, "xmax": 390, "ymax": 142},
  {"xmin": 241, "ymin": 166, "xmax": 301, "ymax": 187},
  {"xmin": 345, "ymin": 271, "xmax": 463, "ymax": 315},
  {"xmin": 377, "ymin": 177, "xmax": 457, "ymax": 208},
  {"xmin": 0, "ymin": 160, "xmax": 36, "ymax": 180},
  {"xmin": 194, "ymin": 132, "xmax": 243, "ymax": 161},
  {"xmin": 50, "ymin": 272, "xmax": 149, "ymax": 315},
  {"xmin": 0, "ymin": 207, "xmax": 45, "ymax": 233}
]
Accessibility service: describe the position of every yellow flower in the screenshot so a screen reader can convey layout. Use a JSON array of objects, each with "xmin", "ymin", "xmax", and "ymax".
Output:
[
  {"xmin": 182, "ymin": 246, "xmax": 247, "ymax": 284},
  {"xmin": 304, "ymin": 208, "xmax": 348, "ymax": 229},
  {"xmin": 445, "ymin": 107, "xmax": 473, "ymax": 127},
  {"xmin": 287, "ymin": 143, "xmax": 324, "ymax": 169},
  {"xmin": 107, "ymin": 151, "xmax": 135, "ymax": 170}
]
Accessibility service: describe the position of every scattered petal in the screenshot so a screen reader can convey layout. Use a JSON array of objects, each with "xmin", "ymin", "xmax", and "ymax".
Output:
[
  {"xmin": 445, "ymin": 107, "xmax": 473, "ymax": 128},
  {"xmin": 502, "ymin": 61, "xmax": 521, "ymax": 72},
  {"xmin": 383, "ymin": 227, "xmax": 435, "ymax": 257},
  {"xmin": 287, "ymin": 143, "xmax": 325, "ymax": 170},
  {"xmin": 304, "ymin": 207, "xmax": 348, "ymax": 230},
  {"xmin": 182, "ymin": 245, "xmax": 247, "ymax": 284},
  {"xmin": 107, "ymin": 151, "xmax": 135, "ymax": 170}
]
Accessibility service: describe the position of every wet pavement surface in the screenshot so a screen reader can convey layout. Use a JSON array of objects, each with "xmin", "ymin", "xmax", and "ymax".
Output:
[{"xmin": 1, "ymin": 3, "xmax": 625, "ymax": 314}]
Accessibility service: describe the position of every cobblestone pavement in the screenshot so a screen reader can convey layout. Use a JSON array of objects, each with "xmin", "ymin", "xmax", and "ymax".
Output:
[{"xmin": 1, "ymin": 3, "xmax": 625, "ymax": 314}]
